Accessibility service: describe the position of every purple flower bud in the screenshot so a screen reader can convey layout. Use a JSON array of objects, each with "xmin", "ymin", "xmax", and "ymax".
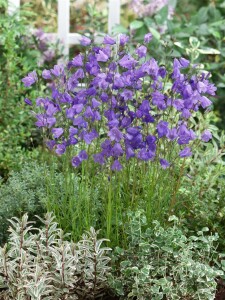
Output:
[
  {"xmin": 80, "ymin": 36, "xmax": 92, "ymax": 46},
  {"xmin": 159, "ymin": 66, "xmax": 167, "ymax": 78},
  {"xmin": 181, "ymin": 109, "xmax": 191, "ymax": 119},
  {"xmin": 179, "ymin": 147, "xmax": 192, "ymax": 158},
  {"xmin": 160, "ymin": 159, "xmax": 170, "ymax": 169},
  {"xmin": 201, "ymin": 130, "xmax": 212, "ymax": 142},
  {"xmin": 24, "ymin": 98, "xmax": 32, "ymax": 106},
  {"xmin": 42, "ymin": 69, "xmax": 52, "ymax": 79},
  {"xmin": 144, "ymin": 32, "xmax": 153, "ymax": 43}
]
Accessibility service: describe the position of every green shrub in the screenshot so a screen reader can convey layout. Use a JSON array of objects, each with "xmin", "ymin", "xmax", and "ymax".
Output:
[
  {"xmin": 109, "ymin": 210, "xmax": 223, "ymax": 299},
  {"xmin": 0, "ymin": 212, "xmax": 111, "ymax": 299},
  {"xmin": 0, "ymin": 161, "xmax": 49, "ymax": 244},
  {"xmin": 0, "ymin": 159, "xmax": 103, "ymax": 245},
  {"xmin": 0, "ymin": 0, "xmax": 62, "ymax": 178}
]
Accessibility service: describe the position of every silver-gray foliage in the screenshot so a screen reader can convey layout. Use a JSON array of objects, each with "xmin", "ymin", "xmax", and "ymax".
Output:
[{"xmin": 0, "ymin": 213, "xmax": 111, "ymax": 299}]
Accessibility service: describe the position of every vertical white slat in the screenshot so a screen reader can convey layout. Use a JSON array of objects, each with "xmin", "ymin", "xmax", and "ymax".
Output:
[
  {"xmin": 8, "ymin": 0, "xmax": 20, "ymax": 15},
  {"xmin": 108, "ymin": 0, "xmax": 120, "ymax": 34},
  {"xmin": 58, "ymin": 0, "xmax": 70, "ymax": 56}
]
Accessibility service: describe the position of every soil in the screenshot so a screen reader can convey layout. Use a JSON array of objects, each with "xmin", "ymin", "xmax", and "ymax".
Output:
[{"xmin": 215, "ymin": 279, "xmax": 225, "ymax": 300}]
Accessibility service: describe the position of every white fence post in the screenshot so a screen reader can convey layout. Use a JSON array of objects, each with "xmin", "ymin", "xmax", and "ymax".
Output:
[
  {"xmin": 7, "ymin": 0, "xmax": 121, "ymax": 51},
  {"xmin": 108, "ymin": 0, "xmax": 120, "ymax": 34},
  {"xmin": 8, "ymin": 0, "xmax": 20, "ymax": 15},
  {"xmin": 58, "ymin": 0, "xmax": 70, "ymax": 56}
]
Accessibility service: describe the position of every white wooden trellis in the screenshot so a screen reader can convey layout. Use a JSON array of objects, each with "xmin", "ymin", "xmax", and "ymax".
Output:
[{"xmin": 8, "ymin": 0, "xmax": 120, "ymax": 56}]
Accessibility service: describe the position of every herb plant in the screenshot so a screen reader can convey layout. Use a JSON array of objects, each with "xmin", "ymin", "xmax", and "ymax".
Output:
[
  {"xmin": 109, "ymin": 211, "xmax": 223, "ymax": 300},
  {"xmin": 0, "ymin": 213, "xmax": 111, "ymax": 299},
  {"xmin": 22, "ymin": 33, "xmax": 215, "ymax": 245}
]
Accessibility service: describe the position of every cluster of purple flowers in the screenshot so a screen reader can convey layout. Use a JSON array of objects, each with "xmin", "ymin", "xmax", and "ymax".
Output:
[{"xmin": 22, "ymin": 33, "xmax": 215, "ymax": 171}]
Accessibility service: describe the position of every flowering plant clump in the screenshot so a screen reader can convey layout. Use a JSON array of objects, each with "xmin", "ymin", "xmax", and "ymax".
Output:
[
  {"xmin": 23, "ymin": 33, "xmax": 215, "ymax": 172},
  {"xmin": 22, "ymin": 33, "xmax": 216, "ymax": 243}
]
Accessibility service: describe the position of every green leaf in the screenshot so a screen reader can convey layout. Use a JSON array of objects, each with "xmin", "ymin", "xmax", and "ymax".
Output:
[
  {"xmin": 198, "ymin": 47, "xmax": 220, "ymax": 55},
  {"xmin": 112, "ymin": 24, "xmax": 128, "ymax": 34},
  {"xmin": 130, "ymin": 20, "xmax": 144, "ymax": 30},
  {"xmin": 148, "ymin": 27, "xmax": 160, "ymax": 40},
  {"xmin": 221, "ymin": 260, "xmax": 225, "ymax": 267},
  {"xmin": 174, "ymin": 42, "xmax": 184, "ymax": 49},
  {"xmin": 189, "ymin": 36, "xmax": 200, "ymax": 49}
]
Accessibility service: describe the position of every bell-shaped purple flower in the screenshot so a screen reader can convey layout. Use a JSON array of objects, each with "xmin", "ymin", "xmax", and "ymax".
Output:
[
  {"xmin": 51, "ymin": 64, "xmax": 64, "ymax": 77},
  {"xmin": 144, "ymin": 32, "xmax": 153, "ymax": 43},
  {"xmin": 111, "ymin": 160, "xmax": 122, "ymax": 171},
  {"xmin": 157, "ymin": 121, "xmax": 168, "ymax": 138},
  {"xmin": 22, "ymin": 71, "xmax": 38, "ymax": 87},
  {"xmin": 199, "ymin": 96, "xmax": 212, "ymax": 109},
  {"xmin": 119, "ymin": 54, "xmax": 137, "ymax": 69},
  {"xmin": 96, "ymin": 50, "xmax": 109, "ymax": 62},
  {"xmin": 80, "ymin": 36, "xmax": 91, "ymax": 46},
  {"xmin": 52, "ymin": 128, "xmax": 64, "ymax": 139},
  {"xmin": 42, "ymin": 69, "xmax": 52, "ymax": 79},
  {"xmin": 71, "ymin": 156, "xmax": 81, "ymax": 167},
  {"xmin": 55, "ymin": 143, "xmax": 66, "ymax": 155},
  {"xmin": 119, "ymin": 34, "xmax": 129, "ymax": 46},
  {"xmin": 136, "ymin": 45, "xmax": 147, "ymax": 58},
  {"xmin": 78, "ymin": 150, "xmax": 88, "ymax": 161},
  {"xmin": 71, "ymin": 54, "xmax": 83, "ymax": 67},
  {"xmin": 103, "ymin": 35, "xmax": 116, "ymax": 45},
  {"xmin": 179, "ymin": 147, "xmax": 192, "ymax": 158},
  {"xmin": 201, "ymin": 130, "xmax": 212, "ymax": 142},
  {"xmin": 93, "ymin": 153, "xmax": 105, "ymax": 165},
  {"xmin": 112, "ymin": 143, "xmax": 124, "ymax": 157},
  {"xmin": 108, "ymin": 127, "xmax": 123, "ymax": 142},
  {"xmin": 160, "ymin": 159, "xmax": 170, "ymax": 169}
]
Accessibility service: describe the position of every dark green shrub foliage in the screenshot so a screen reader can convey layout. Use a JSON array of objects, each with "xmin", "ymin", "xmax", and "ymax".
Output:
[
  {"xmin": 0, "ymin": 0, "xmax": 62, "ymax": 178},
  {"xmin": 0, "ymin": 162, "xmax": 48, "ymax": 244}
]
